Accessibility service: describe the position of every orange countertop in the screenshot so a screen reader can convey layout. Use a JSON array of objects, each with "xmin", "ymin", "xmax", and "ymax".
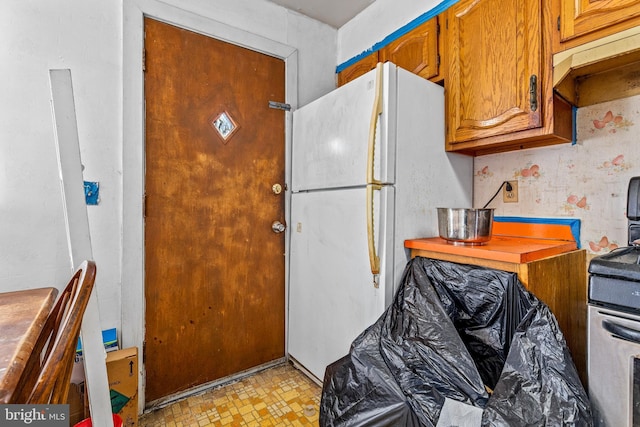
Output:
[{"xmin": 405, "ymin": 235, "xmax": 578, "ymax": 264}]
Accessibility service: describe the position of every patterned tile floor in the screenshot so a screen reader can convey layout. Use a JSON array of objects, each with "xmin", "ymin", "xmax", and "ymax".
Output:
[{"xmin": 139, "ymin": 364, "xmax": 321, "ymax": 427}]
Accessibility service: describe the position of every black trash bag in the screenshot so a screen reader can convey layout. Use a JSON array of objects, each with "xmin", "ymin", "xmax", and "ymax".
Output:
[{"xmin": 319, "ymin": 257, "xmax": 592, "ymax": 426}]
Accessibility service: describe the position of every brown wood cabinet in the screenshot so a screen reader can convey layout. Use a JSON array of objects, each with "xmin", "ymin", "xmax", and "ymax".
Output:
[
  {"xmin": 551, "ymin": 0, "xmax": 640, "ymax": 109},
  {"xmin": 558, "ymin": 0, "xmax": 640, "ymax": 50},
  {"xmin": 379, "ymin": 17, "xmax": 442, "ymax": 82},
  {"xmin": 444, "ymin": 0, "xmax": 573, "ymax": 156},
  {"xmin": 337, "ymin": 51, "xmax": 378, "ymax": 87},
  {"xmin": 337, "ymin": 17, "xmax": 443, "ymax": 87},
  {"xmin": 407, "ymin": 247, "xmax": 588, "ymax": 386}
]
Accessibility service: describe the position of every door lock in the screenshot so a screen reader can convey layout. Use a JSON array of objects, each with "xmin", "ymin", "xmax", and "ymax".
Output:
[{"xmin": 272, "ymin": 221, "xmax": 286, "ymax": 233}]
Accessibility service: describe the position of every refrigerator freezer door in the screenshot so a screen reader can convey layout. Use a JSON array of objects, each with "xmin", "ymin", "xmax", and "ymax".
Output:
[
  {"xmin": 292, "ymin": 66, "xmax": 387, "ymax": 192},
  {"xmin": 288, "ymin": 186, "xmax": 392, "ymax": 380}
]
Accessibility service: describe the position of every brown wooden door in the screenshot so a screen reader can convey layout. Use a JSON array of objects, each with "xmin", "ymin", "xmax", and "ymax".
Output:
[
  {"xmin": 560, "ymin": 0, "xmax": 640, "ymax": 43},
  {"xmin": 143, "ymin": 17, "xmax": 286, "ymax": 403},
  {"xmin": 337, "ymin": 51, "xmax": 379, "ymax": 87},
  {"xmin": 379, "ymin": 18, "xmax": 440, "ymax": 81},
  {"xmin": 445, "ymin": 0, "xmax": 542, "ymax": 145}
]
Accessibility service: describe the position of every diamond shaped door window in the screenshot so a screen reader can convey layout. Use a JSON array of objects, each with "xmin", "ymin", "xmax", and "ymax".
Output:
[{"xmin": 210, "ymin": 111, "xmax": 239, "ymax": 143}]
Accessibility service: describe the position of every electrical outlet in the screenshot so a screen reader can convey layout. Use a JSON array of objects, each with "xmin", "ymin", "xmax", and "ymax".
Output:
[{"xmin": 503, "ymin": 180, "xmax": 518, "ymax": 203}]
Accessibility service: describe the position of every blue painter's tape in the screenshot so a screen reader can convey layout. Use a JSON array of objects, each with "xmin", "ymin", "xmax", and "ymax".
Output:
[
  {"xmin": 572, "ymin": 105, "xmax": 578, "ymax": 145},
  {"xmin": 337, "ymin": 49, "xmax": 377, "ymax": 73},
  {"xmin": 336, "ymin": 0, "xmax": 461, "ymax": 73},
  {"xmin": 84, "ymin": 181, "xmax": 99, "ymax": 205},
  {"xmin": 494, "ymin": 216, "xmax": 581, "ymax": 249}
]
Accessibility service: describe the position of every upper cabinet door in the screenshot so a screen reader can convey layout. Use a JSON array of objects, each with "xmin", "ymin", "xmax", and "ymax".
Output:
[
  {"xmin": 561, "ymin": 0, "xmax": 640, "ymax": 44},
  {"xmin": 337, "ymin": 52, "xmax": 379, "ymax": 87},
  {"xmin": 379, "ymin": 18, "xmax": 441, "ymax": 82},
  {"xmin": 446, "ymin": 0, "xmax": 542, "ymax": 145}
]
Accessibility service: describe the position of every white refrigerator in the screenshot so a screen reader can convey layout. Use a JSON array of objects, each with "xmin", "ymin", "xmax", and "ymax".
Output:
[{"xmin": 288, "ymin": 62, "xmax": 473, "ymax": 381}]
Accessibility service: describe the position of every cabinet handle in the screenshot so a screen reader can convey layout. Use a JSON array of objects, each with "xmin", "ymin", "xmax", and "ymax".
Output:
[{"xmin": 529, "ymin": 75, "xmax": 538, "ymax": 112}]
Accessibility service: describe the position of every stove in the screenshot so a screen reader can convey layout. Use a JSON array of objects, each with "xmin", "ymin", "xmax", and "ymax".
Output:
[
  {"xmin": 588, "ymin": 176, "xmax": 640, "ymax": 426},
  {"xmin": 589, "ymin": 245, "xmax": 640, "ymax": 313},
  {"xmin": 588, "ymin": 176, "xmax": 640, "ymax": 314}
]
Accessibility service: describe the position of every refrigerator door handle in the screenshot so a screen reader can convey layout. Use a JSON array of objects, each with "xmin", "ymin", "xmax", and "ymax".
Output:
[
  {"xmin": 367, "ymin": 62, "xmax": 383, "ymax": 186},
  {"xmin": 367, "ymin": 183, "xmax": 381, "ymax": 288}
]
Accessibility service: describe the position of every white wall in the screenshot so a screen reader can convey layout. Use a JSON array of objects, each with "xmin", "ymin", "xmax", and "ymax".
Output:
[
  {"xmin": 1, "ymin": 0, "xmax": 336, "ymax": 339},
  {"xmin": 337, "ymin": 0, "xmax": 442, "ymax": 64},
  {"xmin": 0, "ymin": 1, "xmax": 122, "ymax": 325}
]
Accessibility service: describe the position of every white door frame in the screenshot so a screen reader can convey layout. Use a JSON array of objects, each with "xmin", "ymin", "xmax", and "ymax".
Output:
[{"xmin": 122, "ymin": 0, "xmax": 297, "ymax": 410}]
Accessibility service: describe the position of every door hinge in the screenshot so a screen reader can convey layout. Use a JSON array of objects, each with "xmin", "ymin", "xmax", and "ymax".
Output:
[
  {"xmin": 142, "ymin": 341, "xmax": 146, "ymax": 365},
  {"xmin": 529, "ymin": 74, "xmax": 538, "ymax": 112},
  {"xmin": 268, "ymin": 101, "xmax": 291, "ymax": 111},
  {"xmin": 437, "ymin": 54, "xmax": 441, "ymax": 69},
  {"xmin": 557, "ymin": 16, "xmax": 561, "ymax": 32},
  {"xmin": 436, "ymin": 21, "xmax": 440, "ymax": 36},
  {"xmin": 143, "ymin": 193, "xmax": 147, "ymax": 218}
]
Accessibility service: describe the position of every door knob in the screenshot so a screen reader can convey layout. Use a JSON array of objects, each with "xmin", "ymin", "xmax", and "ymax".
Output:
[
  {"xmin": 272, "ymin": 183, "xmax": 283, "ymax": 195},
  {"xmin": 272, "ymin": 221, "xmax": 286, "ymax": 233}
]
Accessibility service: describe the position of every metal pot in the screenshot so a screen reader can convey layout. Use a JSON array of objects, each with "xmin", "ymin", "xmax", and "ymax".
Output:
[{"xmin": 437, "ymin": 208, "xmax": 494, "ymax": 245}]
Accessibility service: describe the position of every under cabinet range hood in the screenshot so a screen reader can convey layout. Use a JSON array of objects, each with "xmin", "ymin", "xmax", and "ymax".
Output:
[{"xmin": 554, "ymin": 27, "xmax": 640, "ymax": 107}]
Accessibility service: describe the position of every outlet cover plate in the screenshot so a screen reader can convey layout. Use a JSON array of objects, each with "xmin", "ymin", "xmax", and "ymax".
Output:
[{"xmin": 503, "ymin": 181, "xmax": 518, "ymax": 203}]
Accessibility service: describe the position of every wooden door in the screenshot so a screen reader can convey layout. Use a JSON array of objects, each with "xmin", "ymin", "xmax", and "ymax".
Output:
[
  {"xmin": 445, "ymin": 0, "xmax": 542, "ymax": 145},
  {"xmin": 379, "ymin": 18, "xmax": 441, "ymax": 81},
  {"xmin": 337, "ymin": 52, "xmax": 379, "ymax": 87},
  {"xmin": 560, "ymin": 0, "xmax": 640, "ymax": 43},
  {"xmin": 143, "ymin": 18, "xmax": 286, "ymax": 403}
]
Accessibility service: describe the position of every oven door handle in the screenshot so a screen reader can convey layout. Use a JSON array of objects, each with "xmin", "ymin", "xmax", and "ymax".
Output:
[{"xmin": 603, "ymin": 319, "xmax": 640, "ymax": 344}]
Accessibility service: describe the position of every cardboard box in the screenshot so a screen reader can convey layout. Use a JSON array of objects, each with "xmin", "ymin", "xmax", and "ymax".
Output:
[
  {"xmin": 106, "ymin": 347, "xmax": 138, "ymax": 427},
  {"xmin": 77, "ymin": 328, "xmax": 119, "ymax": 355},
  {"xmin": 72, "ymin": 328, "xmax": 119, "ymax": 384}
]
